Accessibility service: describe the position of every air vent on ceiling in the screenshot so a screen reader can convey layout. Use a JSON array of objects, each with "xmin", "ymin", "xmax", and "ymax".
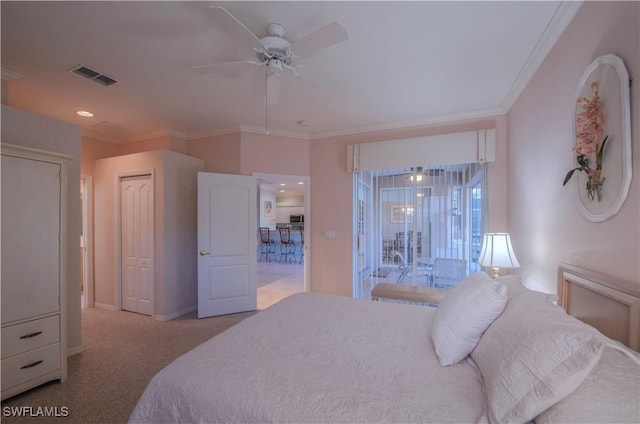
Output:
[{"xmin": 69, "ymin": 64, "xmax": 117, "ymax": 87}]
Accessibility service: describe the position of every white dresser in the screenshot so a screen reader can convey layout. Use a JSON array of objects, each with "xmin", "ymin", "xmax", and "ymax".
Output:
[{"xmin": 1, "ymin": 144, "xmax": 68, "ymax": 400}]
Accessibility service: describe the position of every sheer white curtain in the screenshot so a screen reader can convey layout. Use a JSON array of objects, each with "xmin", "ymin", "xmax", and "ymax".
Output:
[
  {"xmin": 353, "ymin": 163, "xmax": 487, "ymax": 299},
  {"xmin": 350, "ymin": 129, "xmax": 494, "ymax": 299}
]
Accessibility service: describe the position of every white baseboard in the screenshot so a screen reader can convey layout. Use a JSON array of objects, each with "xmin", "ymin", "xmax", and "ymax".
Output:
[
  {"xmin": 153, "ymin": 305, "xmax": 197, "ymax": 321},
  {"xmin": 94, "ymin": 302, "xmax": 116, "ymax": 311},
  {"xmin": 67, "ymin": 345, "xmax": 84, "ymax": 357}
]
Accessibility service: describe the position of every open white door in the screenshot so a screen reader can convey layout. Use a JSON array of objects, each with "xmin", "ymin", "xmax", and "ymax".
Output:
[{"xmin": 198, "ymin": 172, "xmax": 257, "ymax": 318}]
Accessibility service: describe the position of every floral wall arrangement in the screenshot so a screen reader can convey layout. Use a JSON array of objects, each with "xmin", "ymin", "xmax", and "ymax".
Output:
[
  {"xmin": 564, "ymin": 82, "xmax": 607, "ymax": 201},
  {"xmin": 564, "ymin": 54, "xmax": 631, "ymax": 223}
]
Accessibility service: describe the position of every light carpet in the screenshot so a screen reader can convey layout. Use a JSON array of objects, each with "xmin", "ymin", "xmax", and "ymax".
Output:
[{"xmin": 0, "ymin": 308, "xmax": 254, "ymax": 424}]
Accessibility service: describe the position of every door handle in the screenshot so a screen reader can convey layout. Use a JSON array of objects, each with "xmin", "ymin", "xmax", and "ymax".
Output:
[{"xmin": 199, "ymin": 250, "xmax": 210, "ymax": 256}]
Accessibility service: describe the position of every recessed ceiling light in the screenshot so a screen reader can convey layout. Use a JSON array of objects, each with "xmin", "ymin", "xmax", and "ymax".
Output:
[
  {"xmin": 279, "ymin": 190, "xmax": 285, "ymax": 193},
  {"xmin": 298, "ymin": 182, "xmax": 304, "ymax": 185},
  {"xmin": 76, "ymin": 110, "xmax": 94, "ymax": 117},
  {"xmin": 280, "ymin": 183, "xmax": 286, "ymax": 186}
]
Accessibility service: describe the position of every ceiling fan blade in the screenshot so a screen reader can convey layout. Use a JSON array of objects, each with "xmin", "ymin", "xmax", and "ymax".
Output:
[
  {"xmin": 204, "ymin": 6, "xmax": 264, "ymax": 52},
  {"xmin": 193, "ymin": 60, "xmax": 258, "ymax": 75},
  {"xmin": 289, "ymin": 22, "xmax": 348, "ymax": 58},
  {"xmin": 266, "ymin": 72, "xmax": 281, "ymax": 106}
]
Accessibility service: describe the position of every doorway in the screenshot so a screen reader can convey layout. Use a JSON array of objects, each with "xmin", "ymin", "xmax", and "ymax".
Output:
[
  {"xmin": 254, "ymin": 173, "xmax": 309, "ymax": 309},
  {"xmin": 80, "ymin": 176, "xmax": 93, "ymax": 308}
]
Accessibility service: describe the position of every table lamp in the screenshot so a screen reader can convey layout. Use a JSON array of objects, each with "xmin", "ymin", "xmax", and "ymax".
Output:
[{"xmin": 477, "ymin": 233, "xmax": 520, "ymax": 278}]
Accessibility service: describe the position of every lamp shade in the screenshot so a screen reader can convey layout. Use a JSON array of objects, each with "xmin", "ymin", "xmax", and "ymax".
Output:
[{"xmin": 477, "ymin": 233, "xmax": 520, "ymax": 268}]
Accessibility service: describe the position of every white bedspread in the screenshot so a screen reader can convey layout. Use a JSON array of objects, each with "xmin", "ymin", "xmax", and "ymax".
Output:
[{"xmin": 129, "ymin": 293, "xmax": 486, "ymax": 423}]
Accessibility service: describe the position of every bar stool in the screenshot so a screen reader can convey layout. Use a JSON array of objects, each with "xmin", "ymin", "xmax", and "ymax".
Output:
[
  {"xmin": 279, "ymin": 227, "xmax": 296, "ymax": 263},
  {"xmin": 297, "ymin": 227, "xmax": 304, "ymax": 264},
  {"xmin": 259, "ymin": 227, "xmax": 276, "ymax": 262}
]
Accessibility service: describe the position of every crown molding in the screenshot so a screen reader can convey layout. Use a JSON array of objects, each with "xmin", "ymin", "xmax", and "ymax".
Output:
[
  {"xmin": 1, "ymin": 67, "xmax": 23, "ymax": 82},
  {"xmin": 186, "ymin": 126, "xmax": 242, "ymax": 141},
  {"xmin": 122, "ymin": 129, "xmax": 186, "ymax": 144},
  {"xmin": 90, "ymin": 109, "xmax": 505, "ymax": 145},
  {"xmin": 309, "ymin": 107, "xmax": 505, "ymax": 140},
  {"xmin": 238, "ymin": 125, "xmax": 310, "ymax": 140},
  {"xmin": 501, "ymin": 1, "xmax": 583, "ymax": 111},
  {"xmin": 187, "ymin": 125, "xmax": 311, "ymax": 141},
  {"xmin": 82, "ymin": 128, "xmax": 187, "ymax": 145},
  {"xmin": 81, "ymin": 128, "xmax": 122, "ymax": 144}
]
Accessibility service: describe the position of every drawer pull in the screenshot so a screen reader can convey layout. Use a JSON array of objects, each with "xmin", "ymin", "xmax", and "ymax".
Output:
[
  {"xmin": 20, "ymin": 360, "xmax": 43, "ymax": 370},
  {"xmin": 19, "ymin": 331, "xmax": 43, "ymax": 339}
]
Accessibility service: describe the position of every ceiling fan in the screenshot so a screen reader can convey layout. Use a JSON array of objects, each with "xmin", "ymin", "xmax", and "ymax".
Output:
[{"xmin": 193, "ymin": 6, "xmax": 348, "ymax": 106}]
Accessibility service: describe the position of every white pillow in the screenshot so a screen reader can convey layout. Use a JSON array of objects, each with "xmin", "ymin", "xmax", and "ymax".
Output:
[
  {"xmin": 431, "ymin": 272, "xmax": 507, "ymax": 366},
  {"xmin": 471, "ymin": 291, "xmax": 605, "ymax": 424}
]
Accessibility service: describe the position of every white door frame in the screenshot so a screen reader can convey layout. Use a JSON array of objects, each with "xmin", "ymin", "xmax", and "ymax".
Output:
[
  {"xmin": 253, "ymin": 172, "xmax": 310, "ymax": 292},
  {"xmin": 80, "ymin": 175, "xmax": 94, "ymax": 308},
  {"xmin": 115, "ymin": 170, "xmax": 155, "ymax": 314}
]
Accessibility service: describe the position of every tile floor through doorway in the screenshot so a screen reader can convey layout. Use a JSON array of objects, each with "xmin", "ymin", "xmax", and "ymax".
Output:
[{"xmin": 257, "ymin": 260, "xmax": 304, "ymax": 309}]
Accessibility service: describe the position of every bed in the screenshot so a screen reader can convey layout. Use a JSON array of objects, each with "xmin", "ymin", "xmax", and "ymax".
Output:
[{"xmin": 129, "ymin": 265, "xmax": 640, "ymax": 423}]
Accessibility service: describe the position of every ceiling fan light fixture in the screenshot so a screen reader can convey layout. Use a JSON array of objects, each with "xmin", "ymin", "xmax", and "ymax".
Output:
[
  {"xmin": 258, "ymin": 26, "xmax": 293, "ymax": 65},
  {"xmin": 267, "ymin": 58, "xmax": 283, "ymax": 74},
  {"xmin": 266, "ymin": 23, "xmax": 286, "ymax": 38}
]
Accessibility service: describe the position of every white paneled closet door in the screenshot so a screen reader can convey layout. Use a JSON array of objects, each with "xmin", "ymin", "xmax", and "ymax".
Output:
[
  {"xmin": 1, "ymin": 155, "xmax": 61, "ymax": 323},
  {"xmin": 120, "ymin": 175, "xmax": 154, "ymax": 316}
]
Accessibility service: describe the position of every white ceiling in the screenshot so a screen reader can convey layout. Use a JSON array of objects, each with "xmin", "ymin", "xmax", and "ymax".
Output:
[{"xmin": 1, "ymin": 1, "xmax": 579, "ymax": 142}]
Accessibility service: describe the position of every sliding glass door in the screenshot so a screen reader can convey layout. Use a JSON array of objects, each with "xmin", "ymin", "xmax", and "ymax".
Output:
[{"xmin": 353, "ymin": 163, "xmax": 487, "ymax": 299}]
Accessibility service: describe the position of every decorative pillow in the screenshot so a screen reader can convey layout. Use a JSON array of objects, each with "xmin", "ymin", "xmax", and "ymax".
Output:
[
  {"xmin": 431, "ymin": 271, "xmax": 507, "ymax": 366},
  {"xmin": 535, "ymin": 343, "xmax": 640, "ymax": 424},
  {"xmin": 471, "ymin": 291, "xmax": 605, "ymax": 424},
  {"xmin": 495, "ymin": 274, "xmax": 528, "ymax": 299}
]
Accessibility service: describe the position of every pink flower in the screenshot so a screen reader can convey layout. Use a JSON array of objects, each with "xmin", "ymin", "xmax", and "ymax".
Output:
[
  {"xmin": 565, "ymin": 79, "xmax": 607, "ymax": 202},
  {"xmin": 574, "ymin": 88, "xmax": 605, "ymax": 162}
]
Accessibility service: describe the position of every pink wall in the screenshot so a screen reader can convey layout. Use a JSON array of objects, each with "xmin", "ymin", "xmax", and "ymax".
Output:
[
  {"xmin": 186, "ymin": 131, "xmax": 311, "ymax": 177},
  {"xmin": 161, "ymin": 151, "xmax": 204, "ymax": 316},
  {"xmin": 81, "ymin": 136, "xmax": 121, "ymax": 175},
  {"xmin": 119, "ymin": 134, "xmax": 187, "ymax": 156},
  {"xmin": 93, "ymin": 150, "xmax": 204, "ymax": 319},
  {"xmin": 93, "ymin": 151, "xmax": 164, "ymax": 309},
  {"xmin": 240, "ymin": 132, "xmax": 310, "ymax": 176},
  {"xmin": 19, "ymin": 3, "xmax": 633, "ymax": 307},
  {"xmin": 310, "ymin": 117, "xmax": 508, "ymax": 295},
  {"xmin": 82, "ymin": 133, "xmax": 188, "ymax": 177},
  {"xmin": 187, "ymin": 132, "xmax": 242, "ymax": 174},
  {"xmin": 508, "ymin": 1, "xmax": 639, "ymax": 292}
]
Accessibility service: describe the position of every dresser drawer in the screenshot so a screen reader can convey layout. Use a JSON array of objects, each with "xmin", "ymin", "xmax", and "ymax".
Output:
[
  {"xmin": 1, "ymin": 343, "xmax": 61, "ymax": 391},
  {"xmin": 1, "ymin": 315, "xmax": 60, "ymax": 359}
]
